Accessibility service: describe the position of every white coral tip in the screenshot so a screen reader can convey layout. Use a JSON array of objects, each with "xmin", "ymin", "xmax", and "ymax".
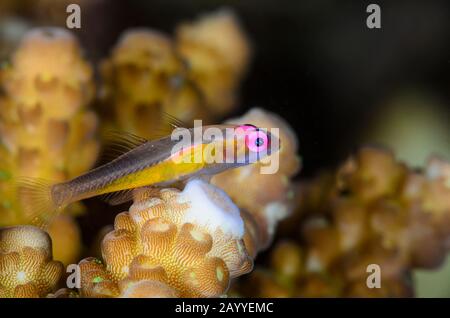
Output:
[{"xmin": 179, "ymin": 178, "xmax": 244, "ymax": 239}]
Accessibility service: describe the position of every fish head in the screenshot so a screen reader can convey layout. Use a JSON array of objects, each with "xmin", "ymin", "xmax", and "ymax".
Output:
[{"xmin": 206, "ymin": 124, "xmax": 280, "ymax": 166}]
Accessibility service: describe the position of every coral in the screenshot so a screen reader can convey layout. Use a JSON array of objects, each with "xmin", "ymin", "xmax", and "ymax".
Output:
[
  {"xmin": 0, "ymin": 225, "xmax": 63, "ymax": 297},
  {"xmin": 76, "ymin": 257, "xmax": 178, "ymax": 298},
  {"xmin": 46, "ymin": 214, "xmax": 82, "ymax": 266},
  {"xmin": 47, "ymin": 288, "xmax": 80, "ymax": 298},
  {"xmin": 366, "ymin": 92, "xmax": 450, "ymax": 167},
  {"xmin": 99, "ymin": 29, "xmax": 207, "ymax": 138},
  {"xmin": 299, "ymin": 148, "xmax": 450, "ymax": 274},
  {"xmin": 77, "ymin": 257, "xmax": 120, "ymax": 298},
  {"xmin": 100, "ymin": 9, "xmax": 252, "ymax": 138},
  {"xmin": 176, "ymin": 9, "xmax": 251, "ymax": 117},
  {"xmin": 232, "ymin": 240, "xmax": 303, "ymax": 298},
  {"xmin": 77, "ymin": 179, "xmax": 253, "ymax": 298},
  {"xmin": 211, "ymin": 108, "xmax": 301, "ymax": 253},
  {"xmin": 0, "ymin": 28, "xmax": 99, "ymax": 263},
  {"xmin": 0, "ymin": 17, "xmax": 31, "ymax": 61},
  {"xmin": 235, "ymin": 147, "xmax": 450, "ymax": 297},
  {"xmin": 232, "ymin": 239, "xmax": 344, "ymax": 298},
  {"xmin": 88, "ymin": 225, "xmax": 114, "ymax": 260}
]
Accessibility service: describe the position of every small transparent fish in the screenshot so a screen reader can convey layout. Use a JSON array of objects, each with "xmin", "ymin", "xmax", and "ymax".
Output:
[{"xmin": 18, "ymin": 124, "xmax": 279, "ymax": 227}]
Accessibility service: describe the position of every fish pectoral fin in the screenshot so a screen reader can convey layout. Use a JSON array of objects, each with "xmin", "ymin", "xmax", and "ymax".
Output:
[
  {"xmin": 100, "ymin": 189, "xmax": 136, "ymax": 206},
  {"xmin": 101, "ymin": 187, "xmax": 163, "ymax": 206}
]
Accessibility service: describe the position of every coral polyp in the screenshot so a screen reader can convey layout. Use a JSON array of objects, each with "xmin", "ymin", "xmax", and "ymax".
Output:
[
  {"xmin": 78, "ymin": 179, "xmax": 253, "ymax": 298},
  {"xmin": 0, "ymin": 225, "xmax": 63, "ymax": 298}
]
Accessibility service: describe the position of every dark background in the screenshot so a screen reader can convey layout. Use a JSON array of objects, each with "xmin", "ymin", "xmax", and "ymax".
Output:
[{"xmin": 72, "ymin": 0, "xmax": 450, "ymax": 177}]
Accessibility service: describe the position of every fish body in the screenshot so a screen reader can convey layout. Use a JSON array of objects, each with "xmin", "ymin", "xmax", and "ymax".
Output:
[
  {"xmin": 53, "ymin": 135, "xmax": 204, "ymax": 205},
  {"xmin": 19, "ymin": 124, "xmax": 278, "ymax": 227}
]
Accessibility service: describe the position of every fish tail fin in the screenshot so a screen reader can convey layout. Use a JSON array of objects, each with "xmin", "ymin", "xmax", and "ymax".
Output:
[{"xmin": 17, "ymin": 177, "xmax": 62, "ymax": 229}]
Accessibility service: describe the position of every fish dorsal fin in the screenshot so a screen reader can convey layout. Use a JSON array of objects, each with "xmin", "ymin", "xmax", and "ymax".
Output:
[
  {"xmin": 161, "ymin": 111, "xmax": 190, "ymax": 130},
  {"xmin": 98, "ymin": 131, "xmax": 149, "ymax": 165},
  {"xmin": 106, "ymin": 130, "xmax": 148, "ymax": 148},
  {"xmin": 98, "ymin": 113, "xmax": 189, "ymax": 165}
]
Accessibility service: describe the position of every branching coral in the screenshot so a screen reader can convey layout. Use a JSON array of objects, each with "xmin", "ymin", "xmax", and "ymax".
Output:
[
  {"xmin": 46, "ymin": 215, "xmax": 82, "ymax": 267},
  {"xmin": 77, "ymin": 179, "xmax": 253, "ymax": 298},
  {"xmin": 99, "ymin": 29, "xmax": 207, "ymax": 138},
  {"xmin": 229, "ymin": 240, "xmax": 304, "ymax": 298},
  {"xmin": 0, "ymin": 225, "xmax": 63, "ymax": 297},
  {"xmin": 100, "ymin": 9, "xmax": 251, "ymax": 139},
  {"xmin": 0, "ymin": 27, "xmax": 99, "ymax": 265},
  {"xmin": 310, "ymin": 148, "xmax": 450, "ymax": 272},
  {"xmin": 234, "ymin": 147, "xmax": 450, "ymax": 297},
  {"xmin": 211, "ymin": 108, "xmax": 301, "ymax": 254},
  {"xmin": 175, "ymin": 9, "xmax": 251, "ymax": 117}
]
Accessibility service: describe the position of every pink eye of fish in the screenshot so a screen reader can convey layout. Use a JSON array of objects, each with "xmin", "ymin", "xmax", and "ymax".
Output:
[
  {"xmin": 236, "ymin": 124, "xmax": 268, "ymax": 153},
  {"xmin": 247, "ymin": 130, "xmax": 268, "ymax": 152}
]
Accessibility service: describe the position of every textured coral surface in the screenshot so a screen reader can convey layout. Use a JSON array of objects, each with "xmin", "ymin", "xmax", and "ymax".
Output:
[
  {"xmin": 0, "ymin": 225, "xmax": 63, "ymax": 297},
  {"xmin": 235, "ymin": 148, "xmax": 450, "ymax": 297},
  {"xmin": 78, "ymin": 179, "xmax": 253, "ymax": 298}
]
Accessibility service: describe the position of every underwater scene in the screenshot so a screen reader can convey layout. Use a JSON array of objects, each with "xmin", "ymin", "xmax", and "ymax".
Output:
[{"xmin": 0, "ymin": 0, "xmax": 449, "ymax": 299}]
